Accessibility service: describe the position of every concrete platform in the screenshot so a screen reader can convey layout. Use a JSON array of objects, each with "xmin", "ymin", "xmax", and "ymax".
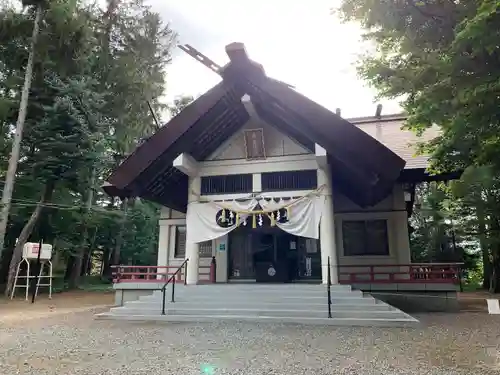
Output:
[{"xmin": 97, "ymin": 284, "xmax": 419, "ymax": 327}]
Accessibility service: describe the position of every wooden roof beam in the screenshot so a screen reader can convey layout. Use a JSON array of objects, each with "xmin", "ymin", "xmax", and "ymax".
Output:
[
  {"xmin": 225, "ymin": 42, "xmax": 265, "ymax": 75},
  {"xmin": 241, "ymin": 94, "xmax": 259, "ymax": 118},
  {"xmin": 315, "ymin": 143, "xmax": 328, "ymax": 169},
  {"xmin": 173, "ymin": 153, "xmax": 199, "ymax": 177}
]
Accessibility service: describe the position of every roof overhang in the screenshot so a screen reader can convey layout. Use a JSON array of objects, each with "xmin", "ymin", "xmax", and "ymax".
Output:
[{"xmin": 105, "ymin": 42, "xmax": 409, "ymax": 211}]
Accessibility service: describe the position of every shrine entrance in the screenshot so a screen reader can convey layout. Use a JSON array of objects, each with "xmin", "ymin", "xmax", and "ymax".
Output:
[{"xmin": 227, "ymin": 225, "xmax": 321, "ymax": 283}]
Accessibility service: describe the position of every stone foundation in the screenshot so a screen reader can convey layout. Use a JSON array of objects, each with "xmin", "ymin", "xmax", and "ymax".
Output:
[{"xmin": 371, "ymin": 291, "xmax": 459, "ymax": 313}]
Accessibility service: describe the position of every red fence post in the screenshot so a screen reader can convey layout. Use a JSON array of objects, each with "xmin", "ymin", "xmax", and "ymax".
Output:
[{"xmin": 210, "ymin": 256, "xmax": 217, "ymax": 283}]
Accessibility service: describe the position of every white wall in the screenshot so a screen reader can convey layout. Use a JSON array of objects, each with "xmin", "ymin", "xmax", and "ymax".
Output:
[
  {"xmin": 333, "ymin": 184, "xmax": 411, "ymax": 268},
  {"xmin": 208, "ymin": 118, "xmax": 312, "ymax": 161},
  {"xmin": 156, "ymin": 207, "xmax": 214, "ymax": 280},
  {"xmin": 155, "ymin": 116, "xmax": 412, "ymax": 282}
]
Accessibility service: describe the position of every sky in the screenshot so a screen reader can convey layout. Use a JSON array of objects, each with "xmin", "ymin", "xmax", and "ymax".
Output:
[{"xmin": 147, "ymin": 0, "xmax": 402, "ymax": 118}]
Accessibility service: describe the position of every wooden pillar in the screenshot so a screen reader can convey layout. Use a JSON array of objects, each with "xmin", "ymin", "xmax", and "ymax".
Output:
[
  {"xmin": 185, "ymin": 176, "xmax": 200, "ymax": 285},
  {"xmin": 318, "ymin": 167, "xmax": 338, "ymax": 284}
]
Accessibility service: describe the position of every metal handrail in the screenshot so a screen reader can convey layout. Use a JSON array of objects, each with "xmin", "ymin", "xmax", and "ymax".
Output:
[
  {"xmin": 161, "ymin": 258, "xmax": 189, "ymax": 315},
  {"xmin": 327, "ymin": 256, "xmax": 332, "ymax": 318}
]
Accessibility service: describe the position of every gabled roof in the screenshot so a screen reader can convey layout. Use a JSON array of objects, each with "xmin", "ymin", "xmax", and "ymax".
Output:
[{"xmin": 105, "ymin": 43, "xmax": 406, "ymax": 212}]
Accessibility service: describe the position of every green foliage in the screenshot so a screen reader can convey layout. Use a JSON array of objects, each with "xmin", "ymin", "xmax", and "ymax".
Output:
[
  {"xmin": 0, "ymin": 0, "xmax": 177, "ymax": 285},
  {"xmin": 337, "ymin": 0, "xmax": 500, "ymax": 291},
  {"xmin": 410, "ymin": 182, "xmax": 480, "ymax": 269},
  {"xmin": 337, "ymin": 0, "xmax": 500, "ymax": 173},
  {"xmin": 167, "ymin": 95, "xmax": 194, "ymax": 119}
]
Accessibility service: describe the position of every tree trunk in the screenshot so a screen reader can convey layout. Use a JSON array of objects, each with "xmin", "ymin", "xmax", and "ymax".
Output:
[
  {"xmin": 488, "ymin": 214, "xmax": 500, "ymax": 293},
  {"xmin": 102, "ymin": 247, "xmax": 111, "ymax": 278},
  {"xmin": 112, "ymin": 198, "xmax": 129, "ymax": 266},
  {"xmin": 4, "ymin": 179, "xmax": 55, "ymax": 296},
  {"xmin": 476, "ymin": 205, "xmax": 491, "ymax": 289},
  {"xmin": 64, "ymin": 256, "xmax": 74, "ymax": 280},
  {"xmin": 0, "ymin": 5, "xmax": 43, "ymax": 264},
  {"xmin": 103, "ymin": 198, "xmax": 129, "ymax": 280},
  {"xmin": 68, "ymin": 168, "xmax": 96, "ymax": 288},
  {"xmin": 83, "ymin": 227, "xmax": 98, "ymax": 276}
]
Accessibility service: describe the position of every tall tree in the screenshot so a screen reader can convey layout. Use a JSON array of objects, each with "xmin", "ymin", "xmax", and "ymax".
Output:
[
  {"xmin": 168, "ymin": 95, "xmax": 193, "ymax": 118},
  {"xmin": 67, "ymin": 0, "xmax": 176, "ymax": 287},
  {"xmin": 337, "ymin": 0, "xmax": 500, "ymax": 291},
  {"xmin": 0, "ymin": 1, "xmax": 43, "ymax": 265},
  {"xmin": 0, "ymin": 0, "xmax": 175, "ymax": 293}
]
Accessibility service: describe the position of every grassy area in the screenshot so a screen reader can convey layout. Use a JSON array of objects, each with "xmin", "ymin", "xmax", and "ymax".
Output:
[
  {"xmin": 462, "ymin": 281, "xmax": 483, "ymax": 292},
  {"xmin": 51, "ymin": 275, "xmax": 112, "ymax": 293}
]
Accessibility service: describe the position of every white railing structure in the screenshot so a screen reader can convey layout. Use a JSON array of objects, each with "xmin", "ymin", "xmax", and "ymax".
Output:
[{"xmin": 11, "ymin": 242, "xmax": 53, "ymax": 300}]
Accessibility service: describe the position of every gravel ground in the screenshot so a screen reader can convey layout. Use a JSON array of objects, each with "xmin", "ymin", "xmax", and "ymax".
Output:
[{"xmin": 0, "ymin": 309, "xmax": 499, "ymax": 375}]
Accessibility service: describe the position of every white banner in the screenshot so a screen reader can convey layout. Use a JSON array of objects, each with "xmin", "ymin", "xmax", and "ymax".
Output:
[
  {"xmin": 186, "ymin": 199, "xmax": 258, "ymax": 244},
  {"xmin": 258, "ymin": 195, "xmax": 325, "ymax": 239}
]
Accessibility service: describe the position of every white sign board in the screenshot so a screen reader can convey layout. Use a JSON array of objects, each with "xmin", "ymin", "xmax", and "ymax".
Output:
[
  {"xmin": 487, "ymin": 299, "xmax": 500, "ymax": 315},
  {"xmin": 22, "ymin": 242, "xmax": 53, "ymax": 260}
]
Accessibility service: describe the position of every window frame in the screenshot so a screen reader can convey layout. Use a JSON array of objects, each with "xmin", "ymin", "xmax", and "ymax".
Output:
[
  {"xmin": 174, "ymin": 225, "xmax": 213, "ymax": 259},
  {"xmin": 341, "ymin": 219, "xmax": 390, "ymax": 257},
  {"xmin": 174, "ymin": 226, "xmax": 186, "ymax": 258},
  {"xmin": 199, "ymin": 240, "xmax": 213, "ymax": 258}
]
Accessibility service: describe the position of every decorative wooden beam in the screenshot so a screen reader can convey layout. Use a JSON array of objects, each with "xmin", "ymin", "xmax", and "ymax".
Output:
[
  {"xmin": 179, "ymin": 42, "xmax": 295, "ymax": 88},
  {"xmin": 315, "ymin": 143, "xmax": 328, "ymax": 169},
  {"xmin": 225, "ymin": 42, "xmax": 249, "ymax": 63},
  {"xmin": 225, "ymin": 42, "xmax": 265, "ymax": 75},
  {"xmin": 173, "ymin": 153, "xmax": 199, "ymax": 177},
  {"xmin": 241, "ymin": 94, "xmax": 258, "ymax": 118},
  {"xmin": 178, "ymin": 44, "xmax": 222, "ymax": 74}
]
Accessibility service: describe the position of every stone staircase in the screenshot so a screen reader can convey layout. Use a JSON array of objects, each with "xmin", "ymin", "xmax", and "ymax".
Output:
[{"xmin": 96, "ymin": 284, "xmax": 419, "ymax": 327}]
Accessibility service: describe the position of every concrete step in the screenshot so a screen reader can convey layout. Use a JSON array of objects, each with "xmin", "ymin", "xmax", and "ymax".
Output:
[
  {"xmin": 146, "ymin": 287, "xmax": 363, "ymax": 295},
  {"xmin": 138, "ymin": 294, "xmax": 365, "ymax": 304},
  {"xmin": 95, "ymin": 313, "xmax": 419, "ymax": 327},
  {"xmin": 122, "ymin": 301, "xmax": 392, "ymax": 311},
  {"xmin": 102, "ymin": 284, "xmax": 418, "ymax": 327},
  {"xmin": 171, "ymin": 284, "xmax": 352, "ymax": 289},
  {"xmin": 145, "ymin": 284, "xmax": 354, "ymax": 295},
  {"xmin": 134, "ymin": 295, "xmax": 377, "ymax": 305},
  {"xmin": 141, "ymin": 289, "xmax": 367, "ymax": 299},
  {"xmin": 109, "ymin": 307, "xmax": 405, "ymax": 319},
  {"xmin": 148, "ymin": 285, "xmax": 361, "ymax": 292}
]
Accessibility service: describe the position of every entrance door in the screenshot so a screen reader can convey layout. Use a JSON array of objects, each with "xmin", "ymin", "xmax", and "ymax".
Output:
[
  {"xmin": 296, "ymin": 237, "xmax": 322, "ymax": 280},
  {"xmin": 228, "ymin": 230, "xmax": 254, "ymax": 279},
  {"xmin": 228, "ymin": 227, "xmax": 322, "ymax": 282},
  {"xmin": 275, "ymin": 232, "xmax": 298, "ymax": 281}
]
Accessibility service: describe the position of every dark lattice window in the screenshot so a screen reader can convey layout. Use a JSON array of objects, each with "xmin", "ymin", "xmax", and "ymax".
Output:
[
  {"xmin": 199, "ymin": 241, "xmax": 213, "ymax": 258},
  {"xmin": 201, "ymin": 174, "xmax": 252, "ymax": 195},
  {"xmin": 342, "ymin": 220, "xmax": 389, "ymax": 256},
  {"xmin": 174, "ymin": 226, "xmax": 186, "ymax": 258},
  {"xmin": 261, "ymin": 170, "xmax": 317, "ymax": 191}
]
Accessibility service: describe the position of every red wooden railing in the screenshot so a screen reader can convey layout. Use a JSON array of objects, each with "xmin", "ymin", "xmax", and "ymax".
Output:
[
  {"xmin": 112, "ymin": 261, "xmax": 216, "ymax": 284},
  {"xmin": 111, "ymin": 262, "xmax": 461, "ymax": 285},
  {"xmin": 338, "ymin": 263, "xmax": 462, "ymax": 284}
]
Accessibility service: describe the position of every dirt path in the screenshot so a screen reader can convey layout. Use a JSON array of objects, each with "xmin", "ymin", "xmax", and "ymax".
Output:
[
  {"xmin": 0, "ymin": 291, "xmax": 114, "ymax": 324},
  {"xmin": 458, "ymin": 291, "xmax": 496, "ymax": 312}
]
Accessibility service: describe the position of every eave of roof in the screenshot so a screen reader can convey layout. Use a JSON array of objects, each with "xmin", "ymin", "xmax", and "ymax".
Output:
[
  {"xmin": 108, "ymin": 81, "xmax": 231, "ymax": 190},
  {"xmin": 105, "ymin": 42, "xmax": 409, "ymax": 210}
]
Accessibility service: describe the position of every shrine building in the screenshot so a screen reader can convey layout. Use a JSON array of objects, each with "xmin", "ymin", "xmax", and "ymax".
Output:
[{"xmin": 104, "ymin": 42, "xmax": 457, "ymax": 291}]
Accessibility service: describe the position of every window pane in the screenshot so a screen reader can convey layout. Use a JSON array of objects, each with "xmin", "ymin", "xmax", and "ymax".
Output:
[
  {"xmin": 342, "ymin": 219, "xmax": 390, "ymax": 256},
  {"xmin": 199, "ymin": 241, "xmax": 213, "ymax": 258},
  {"xmin": 174, "ymin": 226, "xmax": 186, "ymax": 258},
  {"xmin": 342, "ymin": 221, "xmax": 366, "ymax": 256},
  {"xmin": 365, "ymin": 220, "xmax": 389, "ymax": 255}
]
